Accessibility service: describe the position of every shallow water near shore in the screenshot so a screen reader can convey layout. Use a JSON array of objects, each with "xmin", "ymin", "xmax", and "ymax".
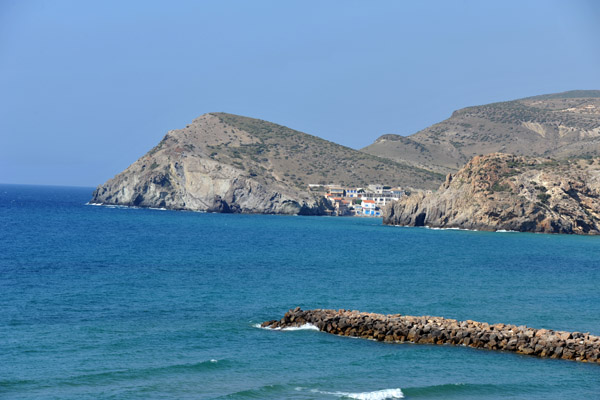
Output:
[{"xmin": 1, "ymin": 184, "xmax": 599, "ymax": 399}]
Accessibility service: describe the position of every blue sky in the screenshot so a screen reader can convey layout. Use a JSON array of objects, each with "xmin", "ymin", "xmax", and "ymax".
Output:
[{"xmin": 1, "ymin": 0, "xmax": 599, "ymax": 186}]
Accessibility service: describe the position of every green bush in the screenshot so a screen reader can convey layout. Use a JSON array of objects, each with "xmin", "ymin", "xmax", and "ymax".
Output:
[
  {"xmin": 491, "ymin": 182, "xmax": 510, "ymax": 192},
  {"xmin": 537, "ymin": 193, "xmax": 551, "ymax": 204}
]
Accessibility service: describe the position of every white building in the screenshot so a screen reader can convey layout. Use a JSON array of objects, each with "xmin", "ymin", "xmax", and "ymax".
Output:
[
  {"xmin": 361, "ymin": 200, "xmax": 381, "ymax": 216},
  {"xmin": 346, "ymin": 188, "xmax": 359, "ymax": 198},
  {"xmin": 368, "ymin": 184, "xmax": 384, "ymax": 194}
]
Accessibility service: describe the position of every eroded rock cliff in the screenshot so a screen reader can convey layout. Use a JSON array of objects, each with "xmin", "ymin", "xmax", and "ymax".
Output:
[
  {"xmin": 383, "ymin": 153, "xmax": 600, "ymax": 234},
  {"xmin": 91, "ymin": 113, "xmax": 336, "ymax": 214}
]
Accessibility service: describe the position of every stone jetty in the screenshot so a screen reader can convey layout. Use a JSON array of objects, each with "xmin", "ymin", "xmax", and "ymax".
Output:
[{"xmin": 262, "ymin": 308, "xmax": 600, "ymax": 364}]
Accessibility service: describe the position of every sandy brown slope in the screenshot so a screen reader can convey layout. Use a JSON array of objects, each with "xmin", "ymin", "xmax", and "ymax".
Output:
[
  {"xmin": 362, "ymin": 90, "xmax": 600, "ymax": 174},
  {"xmin": 211, "ymin": 113, "xmax": 443, "ymax": 189}
]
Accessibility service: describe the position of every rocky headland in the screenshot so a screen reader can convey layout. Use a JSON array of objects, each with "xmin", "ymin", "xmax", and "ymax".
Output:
[
  {"xmin": 91, "ymin": 113, "xmax": 442, "ymax": 214},
  {"xmin": 383, "ymin": 153, "xmax": 600, "ymax": 234},
  {"xmin": 263, "ymin": 308, "xmax": 600, "ymax": 364}
]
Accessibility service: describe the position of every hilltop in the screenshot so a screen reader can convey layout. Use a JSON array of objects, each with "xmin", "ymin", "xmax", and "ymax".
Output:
[
  {"xmin": 383, "ymin": 153, "xmax": 600, "ymax": 234},
  {"xmin": 204, "ymin": 113, "xmax": 442, "ymax": 189},
  {"xmin": 91, "ymin": 113, "xmax": 443, "ymax": 214},
  {"xmin": 362, "ymin": 90, "xmax": 600, "ymax": 174}
]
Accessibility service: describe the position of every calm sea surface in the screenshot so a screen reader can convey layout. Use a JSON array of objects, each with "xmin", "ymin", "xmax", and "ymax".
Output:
[{"xmin": 1, "ymin": 184, "xmax": 599, "ymax": 399}]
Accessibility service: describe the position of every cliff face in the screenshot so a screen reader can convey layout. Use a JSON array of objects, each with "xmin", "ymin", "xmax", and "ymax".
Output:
[
  {"xmin": 363, "ymin": 90, "xmax": 600, "ymax": 174},
  {"xmin": 91, "ymin": 114, "xmax": 337, "ymax": 214},
  {"xmin": 383, "ymin": 153, "xmax": 600, "ymax": 234},
  {"xmin": 91, "ymin": 154, "xmax": 329, "ymax": 214}
]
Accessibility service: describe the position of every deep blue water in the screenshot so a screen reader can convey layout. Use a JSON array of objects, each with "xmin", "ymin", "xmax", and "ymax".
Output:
[{"xmin": 1, "ymin": 184, "xmax": 599, "ymax": 399}]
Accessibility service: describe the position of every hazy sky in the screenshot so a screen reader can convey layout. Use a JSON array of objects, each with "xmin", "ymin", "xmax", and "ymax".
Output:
[{"xmin": 1, "ymin": 0, "xmax": 599, "ymax": 186}]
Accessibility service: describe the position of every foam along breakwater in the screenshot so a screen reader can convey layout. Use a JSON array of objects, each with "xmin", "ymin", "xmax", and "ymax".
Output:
[{"xmin": 262, "ymin": 308, "xmax": 600, "ymax": 364}]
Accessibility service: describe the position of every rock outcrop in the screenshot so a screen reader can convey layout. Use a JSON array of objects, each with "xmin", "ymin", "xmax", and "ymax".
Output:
[
  {"xmin": 383, "ymin": 153, "xmax": 600, "ymax": 234},
  {"xmin": 263, "ymin": 308, "xmax": 600, "ymax": 364},
  {"xmin": 91, "ymin": 153, "xmax": 330, "ymax": 214},
  {"xmin": 91, "ymin": 114, "xmax": 330, "ymax": 214},
  {"xmin": 91, "ymin": 113, "xmax": 443, "ymax": 214}
]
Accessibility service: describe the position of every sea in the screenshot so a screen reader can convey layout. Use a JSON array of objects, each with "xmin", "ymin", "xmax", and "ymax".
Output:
[{"xmin": 1, "ymin": 184, "xmax": 599, "ymax": 399}]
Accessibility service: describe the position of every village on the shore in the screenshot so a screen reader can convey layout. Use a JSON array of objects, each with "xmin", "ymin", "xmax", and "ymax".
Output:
[{"xmin": 309, "ymin": 184, "xmax": 418, "ymax": 217}]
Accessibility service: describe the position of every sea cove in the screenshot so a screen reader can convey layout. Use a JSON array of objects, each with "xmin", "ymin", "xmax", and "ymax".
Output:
[{"xmin": 1, "ymin": 184, "xmax": 599, "ymax": 399}]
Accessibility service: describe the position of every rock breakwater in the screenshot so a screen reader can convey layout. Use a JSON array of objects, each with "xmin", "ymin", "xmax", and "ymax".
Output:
[{"xmin": 262, "ymin": 308, "xmax": 600, "ymax": 364}]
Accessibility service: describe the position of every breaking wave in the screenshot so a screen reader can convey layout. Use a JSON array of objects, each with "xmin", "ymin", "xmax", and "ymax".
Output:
[
  {"xmin": 424, "ymin": 226, "xmax": 479, "ymax": 232},
  {"xmin": 308, "ymin": 387, "xmax": 404, "ymax": 399},
  {"xmin": 253, "ymin": 323, "xmax": 320, "ymax": 331},
  {"xmin": 85, "ymin": 203, "xmax": 167, "ymax": 211}
]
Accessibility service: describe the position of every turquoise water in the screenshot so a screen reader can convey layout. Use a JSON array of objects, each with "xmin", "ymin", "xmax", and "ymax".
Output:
[{"xmin": 1, "ymin": 184, "xmax": 599, "ymax": 399}]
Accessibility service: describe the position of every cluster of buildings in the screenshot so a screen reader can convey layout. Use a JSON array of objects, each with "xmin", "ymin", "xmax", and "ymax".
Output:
[{"xmin": 310, "ymin": 184, "xmax": 406, "ymax": 217}]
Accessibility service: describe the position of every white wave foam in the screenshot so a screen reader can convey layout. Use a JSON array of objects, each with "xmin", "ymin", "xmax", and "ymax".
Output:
[
  {"xmin": 314, "ymin": 388, "xmax": 404, "ymax": 399},
  {"xmin": 85, "ymin": 203, "xmax": 167, "ymax": 211},
  {"xmin": 253, "ymin": 323, "xmax": 320, "ymax": 331},
  {"xmin": 282, "ymin": 323, "xmax": 320, "ymax": 331},
  {"xmin": 209, "ymin": 359, "xmax": 218, "ymax": 363},
  {"xmin": 86, "ymin": 203, "xmax": 134, "ymax": 209},
  {"xmin": 424, "ymin": 225, "xmax": 520, "ymax": 233},
  {"xmin": 426, "ymin": 226, "xmax": 467, "ymax": 230},
  {"xmin": 424, "ymin": 226, "xmax": 476, "ymax": 231}
]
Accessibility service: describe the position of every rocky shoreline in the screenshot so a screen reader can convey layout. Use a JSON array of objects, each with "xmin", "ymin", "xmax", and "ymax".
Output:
[
  {"xmin": 262, "ymin": 308, "xmax": 600, "ymax": 364},
  {"xmin": 383, "ymin": 153, "xmax": 600, "ymax": 234}
]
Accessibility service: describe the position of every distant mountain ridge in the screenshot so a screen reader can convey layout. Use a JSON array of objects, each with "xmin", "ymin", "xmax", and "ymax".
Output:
[
  {"xmin": 523, "ymin": 90, "xmax": 600, "ymax": 100},
  {"xmin": 91, "ymin": 113, "xmax": 443, "ymax": 214},
  {"xmin": 362, "ymin": 90, "xmax": 600, "ymax": 174}
]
